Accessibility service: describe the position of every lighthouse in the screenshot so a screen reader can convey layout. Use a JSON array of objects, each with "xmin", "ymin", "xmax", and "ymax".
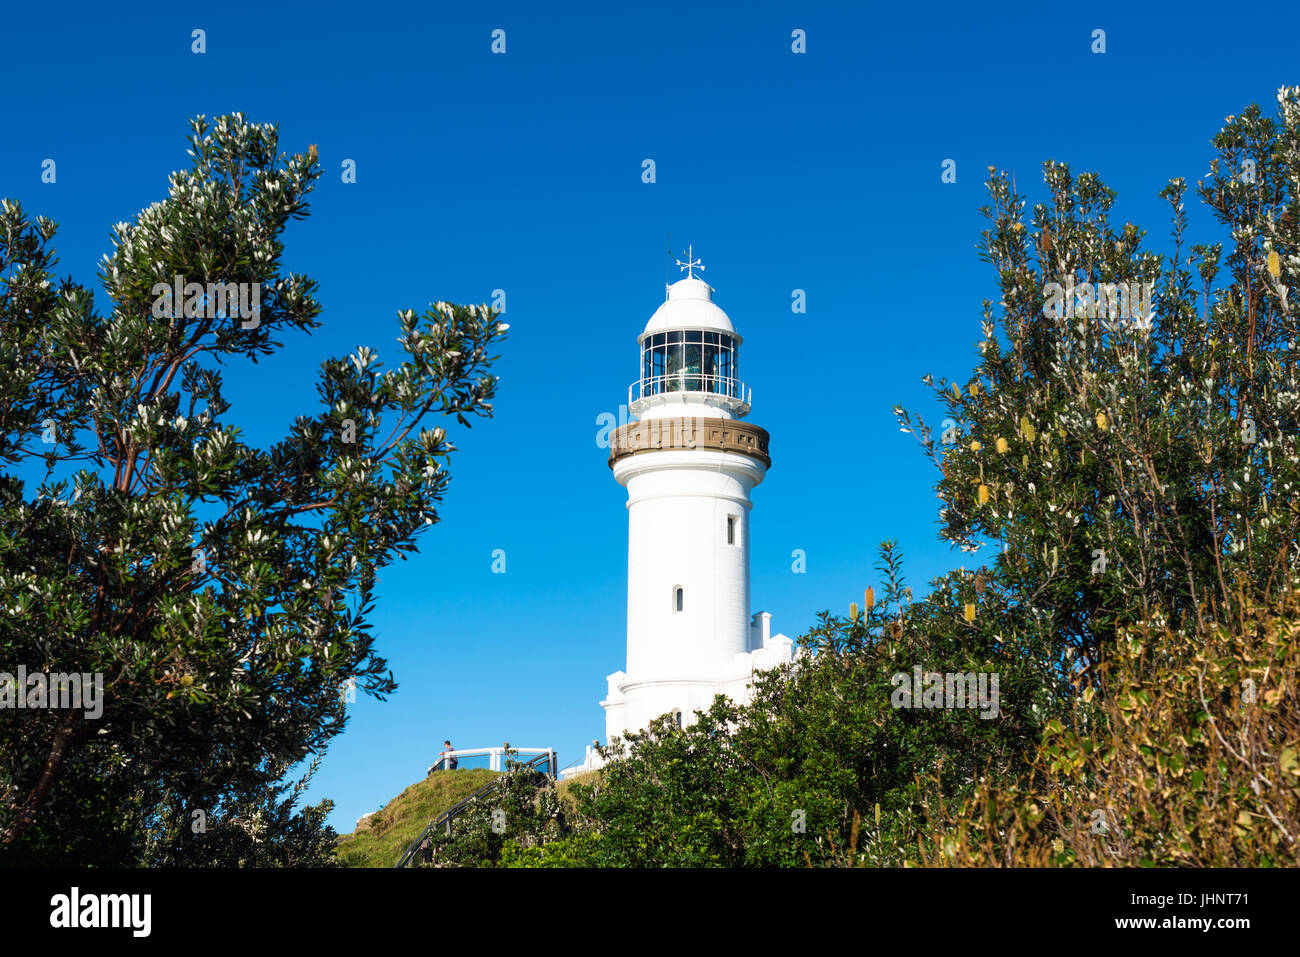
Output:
[{"xmin": 598, "ymin": 250, "xmax": 794, "ymax": 749}]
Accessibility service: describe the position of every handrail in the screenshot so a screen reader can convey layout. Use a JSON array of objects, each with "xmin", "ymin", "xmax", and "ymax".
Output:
[
  {"xmin": 629, "ymin": 373, "xmax": 750, "ymax": 405},
  {"xmin": 427, "ymin": 746, "xmax": 555, "ymax": 775},
  {"xmin": 395, "ymin": 750, "xmax": 556, "ymax": 868}
]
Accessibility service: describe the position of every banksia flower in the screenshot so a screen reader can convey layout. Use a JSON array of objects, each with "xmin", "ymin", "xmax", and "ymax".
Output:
[
  {"xmin": 964, "ymin": 603, "xmax": 976, "ymax": 622},
  {"xmin": 996, "ymin": 436, "xmax": 1008, "ymax": 453},
  {"xmin": 970, "ymin": 440, "xmax": 981, "ymax": 452},
  {"xmin": 969, "ymin": 382, "xmax": 980, "ymax": 397},
  {"xmin": 978, "ymin": 484, "xmax": 990, "ymax": 504},
  {"xmin": 864, "ymin": 586, "xmax": 875, "ymax": 609},
  {"xmin": 1022, "ymin": 454, "xmax": 1029, "ymax": 468},
  {"xmin": 1020, "ymin": 416, "xmax": 1036, "ymax": 442},
  {"xmin": 1269, "ymin": 250, "xmax": 1281, "ymax": 278},
  {"xmin": 1096, "ymin": 411, "xmax": 1109, "ymax": 431},
  {"xmin": 850, "ymin": 602, "xmax": 859, "ymax": 621}
]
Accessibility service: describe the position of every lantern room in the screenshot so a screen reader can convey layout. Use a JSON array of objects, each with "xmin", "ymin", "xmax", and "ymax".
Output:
[{"xmin": 630, "ymin": 274, "xmax": 751, "ymax": 419}]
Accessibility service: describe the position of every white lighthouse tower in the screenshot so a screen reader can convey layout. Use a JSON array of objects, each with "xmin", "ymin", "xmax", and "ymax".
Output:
[{"xmin": 598, "ymin": 250, "xmax": 794, "ymax": 750}]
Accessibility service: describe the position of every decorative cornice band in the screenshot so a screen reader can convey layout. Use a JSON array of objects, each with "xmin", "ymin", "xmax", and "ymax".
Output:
[{"xmin": 608, "ymin": 417, "xmax": 771, "ymax": 469}]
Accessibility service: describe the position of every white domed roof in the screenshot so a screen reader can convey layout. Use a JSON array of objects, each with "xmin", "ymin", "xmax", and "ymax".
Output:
[{"xmin": 640, "ymin": 277, "xmax": 740, "ymax": 341}]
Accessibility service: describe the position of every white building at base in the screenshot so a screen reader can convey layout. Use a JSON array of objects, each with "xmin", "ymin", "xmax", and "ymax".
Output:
[{"xmin": 571, "ymin": 258, "xmax": 794, "ymax": 774}]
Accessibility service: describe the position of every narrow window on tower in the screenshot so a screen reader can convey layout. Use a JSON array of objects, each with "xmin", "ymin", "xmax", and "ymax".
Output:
[
  {"xmin": 726, "ymin": 515, "xmax": 736, "ymax": 545},
  {"xmin": 673, "ymin": 709, "xmax": 683, "ymax": 728},
  {"xmin": 673, "ymin": 586, "xmax": 683, "ymax": 613}
]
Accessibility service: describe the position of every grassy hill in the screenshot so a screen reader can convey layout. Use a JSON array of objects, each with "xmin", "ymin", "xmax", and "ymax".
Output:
[
  {"xmin": 334, "ymin": 767, "xmax": 602, "ymax": 868},
  {"xmin": 556, "ymin": 769, "xmax": 598, "ymax": 809},
  {"xmin": 334, "ymin": 768, "xmax": 498, "ymax": 868}
]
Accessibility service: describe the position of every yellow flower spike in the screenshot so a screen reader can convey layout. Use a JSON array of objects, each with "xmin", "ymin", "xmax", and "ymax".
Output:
[
  {"xmin": 1268, "ymin": 250, "xmax": 1281, "ymax": 278},
  {"xmin": 180, "ymin": 675, "xmax": 194, "ymax": 687},
  {"xmin": 970, "ymin": 440, "xmax": 981, "ymax": 452},
  {"xmin": 1020, "ymin": 416, "xmax": 1036, "ymax": 442},
  {"xmin": 996, "ymin": 436, "xmax": 1008, "ymax": 453},
  {"xmin": 864, "ymin": 586, "xmax": 875, "ymax": 610},
  {"xmin": 850, "ymin": 602, "xmax": 859, "ymax": 622},
  {"xmin": 969, "ymin": 382, "xmax": 980, "ymax": 397},
  {"xmin": 1022, "ymin": 454, "xmax": 1029, "ymax": 468},
  {"xmin": 1058, "ymin": 425, "xmax": 1066, "ymax": 439},
  {"xmin": 978, "ymin": 484, "xmax": 990, "ymax": 504},
  {"xmin": 1096, "ymin": 411, "xmax": 1109, "ymax": 431},
  {"xmin": 963, "ymin": 603, "xmax": 976, "ymax": 623},
  {"xmin": 953, "ymin": 382, "xmax": 961, "ymax": 397}
]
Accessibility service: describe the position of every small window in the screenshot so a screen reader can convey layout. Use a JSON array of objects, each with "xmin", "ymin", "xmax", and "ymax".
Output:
[
  {"xmin": 726, "ymin": 515, "xmax": 736, "ymax": 545},
  {"xmin": 673, "ymin": 586, "xmax": 683, "ymax": 612},
  {"xmin": 673, "ymin": 709, "xmax": 683, "ymax": 728}
]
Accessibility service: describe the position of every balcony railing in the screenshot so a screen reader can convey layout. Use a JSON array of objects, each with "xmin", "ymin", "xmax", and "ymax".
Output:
[
  {"xmin": 426, "ymin": 746, "xmax": 555, "ymax": 775},
  {"xmin": 629, "ymin": 373, "xmax": 751, "ymax": 407}
]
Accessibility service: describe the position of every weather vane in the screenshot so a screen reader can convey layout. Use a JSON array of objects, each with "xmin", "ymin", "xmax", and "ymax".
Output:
[{"xmin": 675, "ymin": 244, "xmax": 704, "ymax": 279}]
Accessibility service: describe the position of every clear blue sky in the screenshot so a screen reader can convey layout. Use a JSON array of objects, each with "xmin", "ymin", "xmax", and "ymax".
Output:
[{"xmin": 2, "ymin": 0, "xmax": 1296, "ymax": 835}]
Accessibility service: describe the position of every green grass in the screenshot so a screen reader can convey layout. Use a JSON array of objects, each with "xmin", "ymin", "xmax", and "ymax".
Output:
[
  {"xmin": 556, "ymin": 769, "xmax": 599, "ymax": 812},
  {"xmin": 334, "ymin": 768, "xmax": 498, "ymax": 868}
]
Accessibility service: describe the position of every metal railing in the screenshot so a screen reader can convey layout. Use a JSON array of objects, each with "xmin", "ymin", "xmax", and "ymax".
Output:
[
  {"xmin": 396, "ymin": 749, "xmax": 557, "ymax": 868},
  {"xmin": 629, "ymin": 373, "xmax": 750, "ymax": 406},
  {"xmin": 426, "ymin": 746, "xmax": 555, "ymax": 776}
]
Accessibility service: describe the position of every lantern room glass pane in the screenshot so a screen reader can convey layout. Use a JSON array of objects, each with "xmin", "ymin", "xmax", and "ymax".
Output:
[
  {"xmin": 665, "ymin": 342, "xmax": 685, "ymax": 390},
  {"xmin": 684, "ymin": 344, "xmax": 701, "ymax": 390}
]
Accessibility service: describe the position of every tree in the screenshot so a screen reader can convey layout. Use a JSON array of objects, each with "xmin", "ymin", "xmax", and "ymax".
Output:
[
  {"xmin": 885, "ymin": 86, "xmax": 1300, "ymax": 866},
  {"xmin": 895, "ymin": 87, "xmax": 1300, "ymax": 683},
  {"xmin": 0, "ymin": 113, "xmax": 506, "ymax": 862}
]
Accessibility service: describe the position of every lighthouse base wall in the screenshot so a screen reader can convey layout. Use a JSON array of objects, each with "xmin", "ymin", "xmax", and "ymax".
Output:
[{"xmin": 599, "ymin": 628, "xmax": 796, "ymax": 747}]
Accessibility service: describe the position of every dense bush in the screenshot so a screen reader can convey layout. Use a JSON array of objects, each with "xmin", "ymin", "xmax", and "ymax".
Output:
[{"xmin": 921, "ymin": 587, "xmax": 1300, "ymax": 866}]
